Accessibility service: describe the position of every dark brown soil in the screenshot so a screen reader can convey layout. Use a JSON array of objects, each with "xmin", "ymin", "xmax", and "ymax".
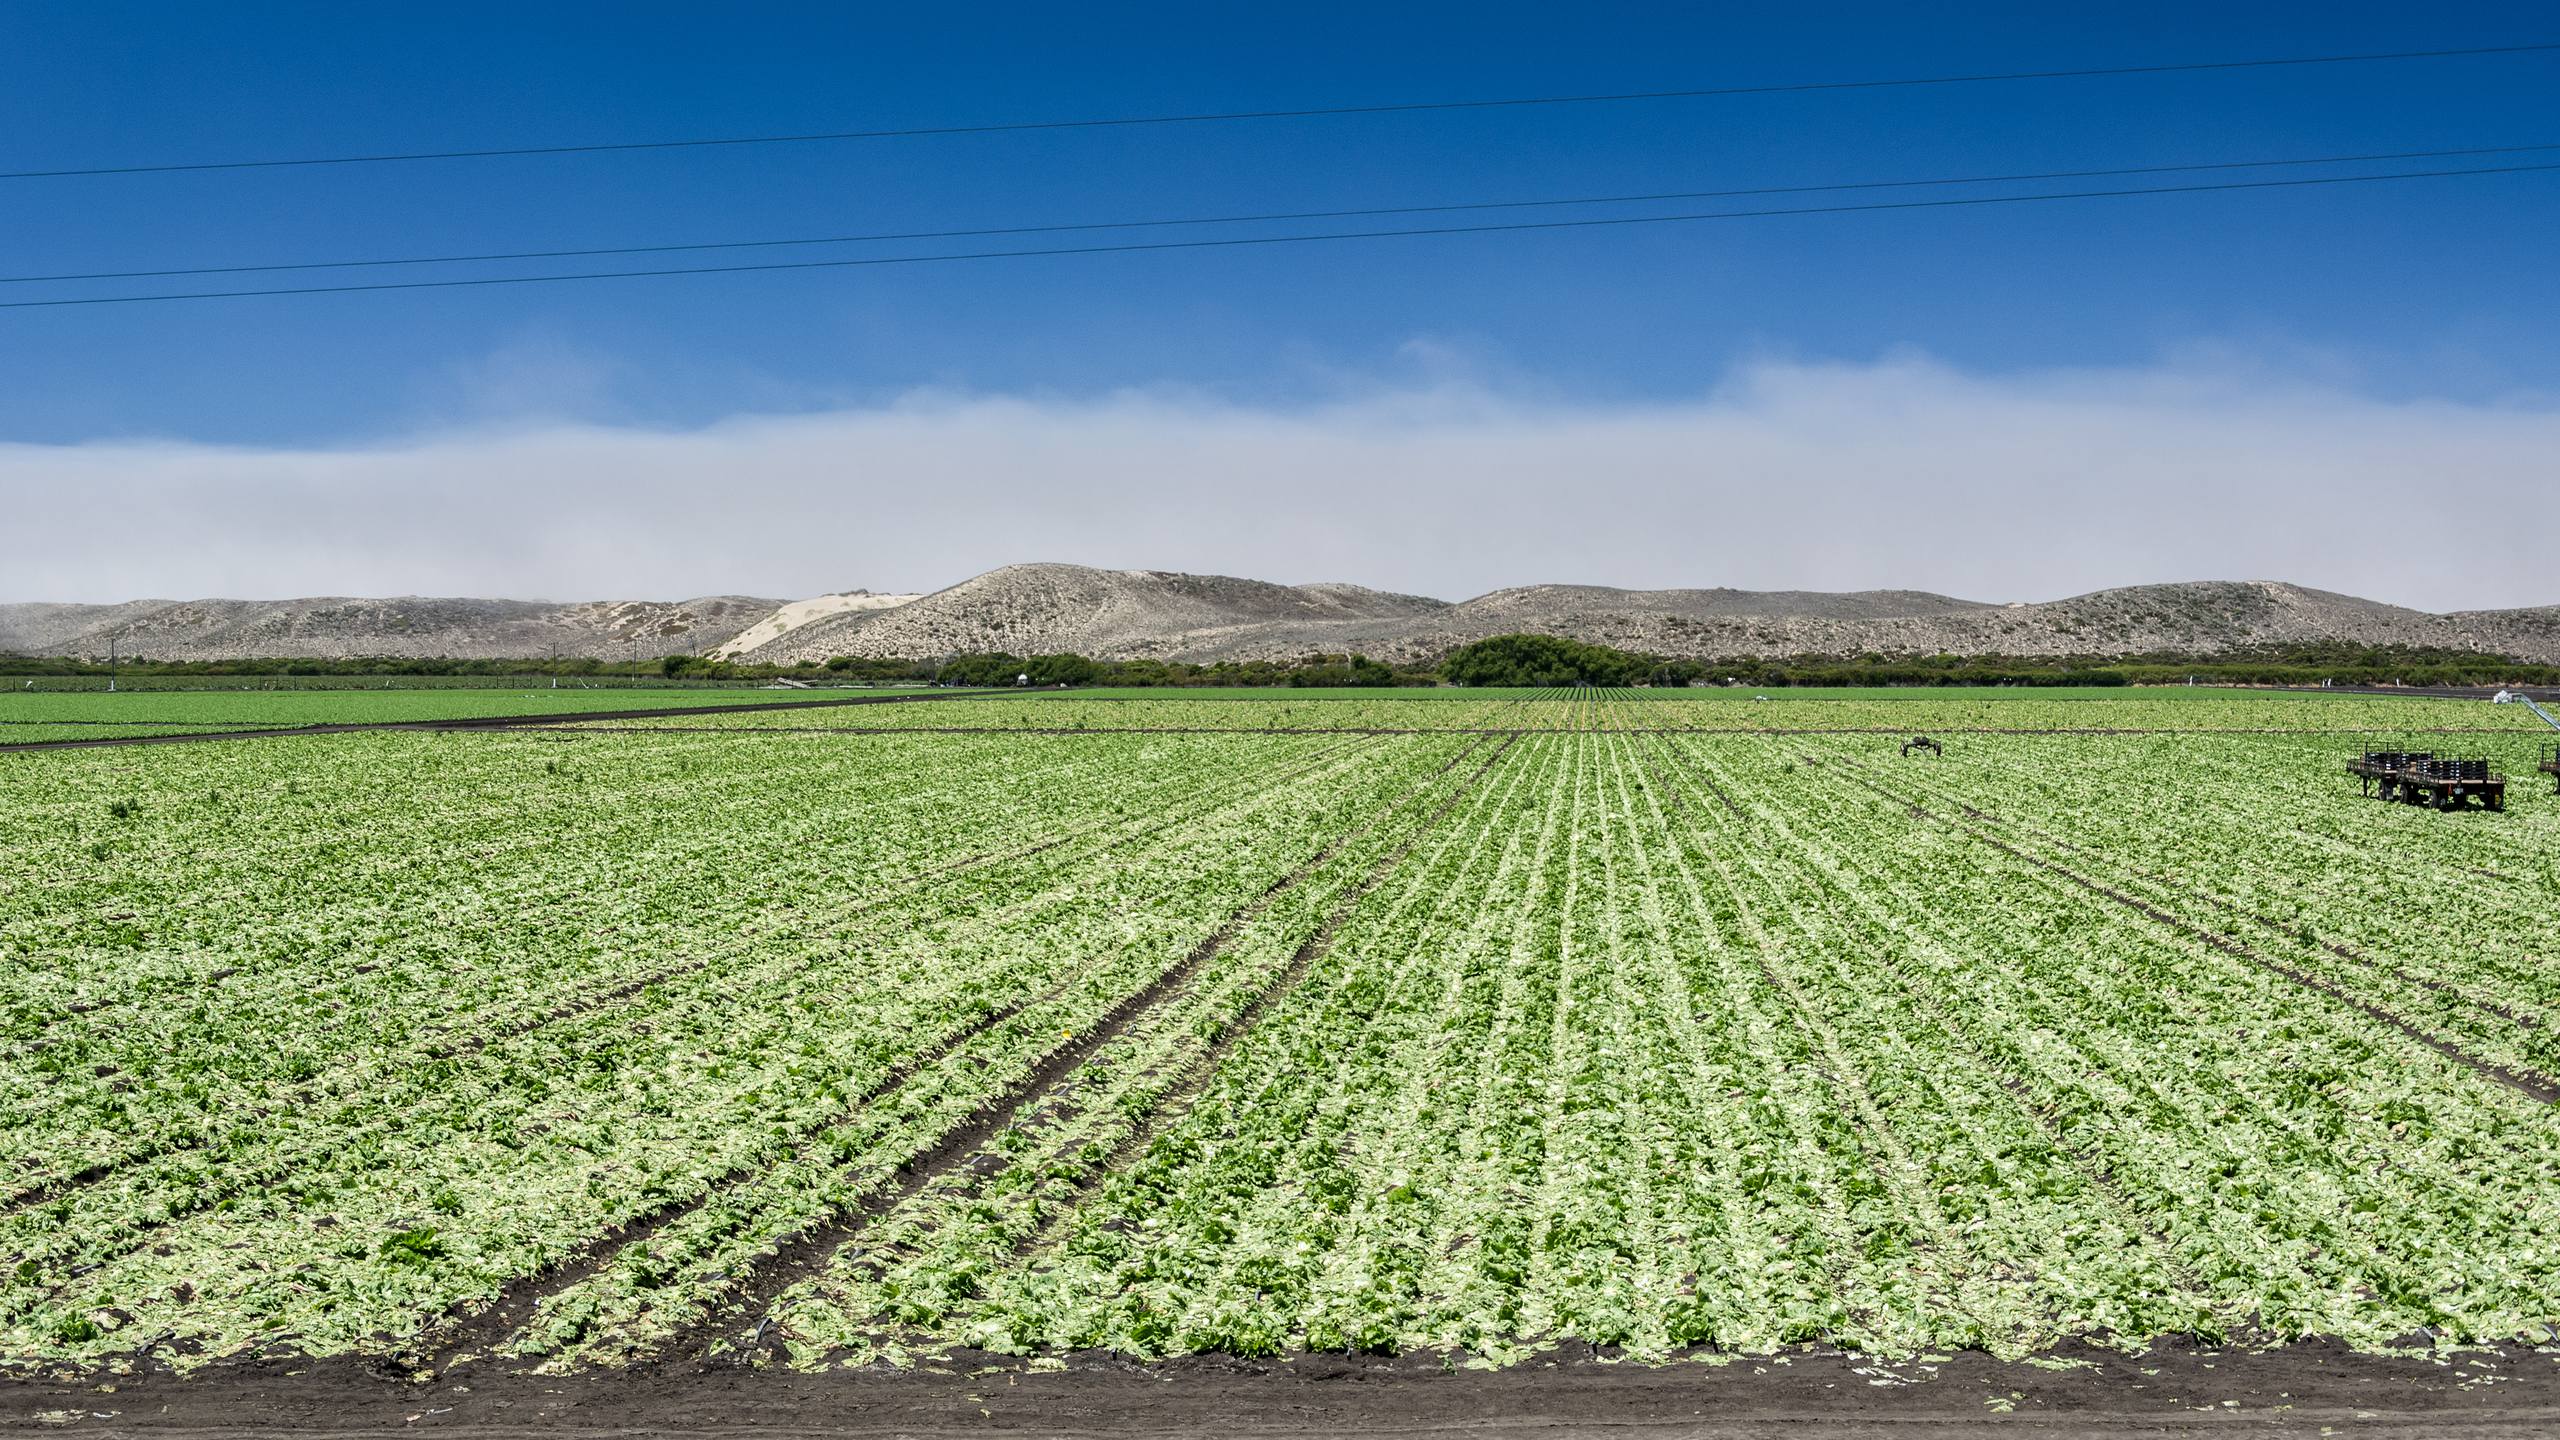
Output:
[{"xmin": 7, "ymin": 1342, "xmax": 2558, "ymax": 1437}]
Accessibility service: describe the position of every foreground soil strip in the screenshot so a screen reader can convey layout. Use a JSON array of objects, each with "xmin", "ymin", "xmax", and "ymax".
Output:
[
  {"xmin": 0, "ymin": 689, "xmax": 1026, "ymax": 753},
  {"xmin": 12, "ymin": 1340, "xmax": 2560, "ymax": 1437},
  {"xmin": 1805, "ymin": 754, "xmax": 2560, "ymax": 1105}
]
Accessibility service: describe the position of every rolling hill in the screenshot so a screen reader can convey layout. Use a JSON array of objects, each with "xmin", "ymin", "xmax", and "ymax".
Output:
[
  {"xmin": 10, "ymin": 569, "xmax": 2560, "ymax": 665},
  {"xmin": 733, "ymin": 569, "xmax": 2560, "ymax": 666},
  {"xmin": 0, "ymin": 595, "xmax": 781, "ymax": 662},
  {"xmin": 738, "ymin": 564, "xmax": 1449, "ymax": 665}
]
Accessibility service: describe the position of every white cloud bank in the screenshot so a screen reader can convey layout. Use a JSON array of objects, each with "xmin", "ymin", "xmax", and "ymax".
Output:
[{"xmin": 5, "ymin": 354, "xmax": 2556, "ymax": 612}]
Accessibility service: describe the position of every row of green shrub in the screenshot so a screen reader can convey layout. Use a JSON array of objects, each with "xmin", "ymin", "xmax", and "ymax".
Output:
[
  {"xmin": 926, "ymin": 651, "xmax": 1424, "ymax": 688},
  {"xmin": 8, "ymin": 635, "xmax": 2554, "ymax": 691}
]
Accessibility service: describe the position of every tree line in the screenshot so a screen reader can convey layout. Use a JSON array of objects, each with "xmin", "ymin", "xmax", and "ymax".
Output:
[{"xmin": 7, "ymin": 635, "xmax": 2556, "ymax": 690}]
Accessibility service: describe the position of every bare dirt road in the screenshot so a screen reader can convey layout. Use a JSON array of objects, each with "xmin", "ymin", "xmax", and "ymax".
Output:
[{"xmin": 6, "ymin": 1342, "xmax": 2558, "ymax": 1438}]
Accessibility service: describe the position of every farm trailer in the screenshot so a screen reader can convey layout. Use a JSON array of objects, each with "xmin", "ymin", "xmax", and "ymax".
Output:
[{"xmin": 2347, "ymin": 752, "xmax": 2506, "ymax": 812}]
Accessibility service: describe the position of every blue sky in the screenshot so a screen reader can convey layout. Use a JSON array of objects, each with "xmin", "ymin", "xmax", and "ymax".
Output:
[{"xmin": 4, "ymin": 4, "xmax": 2557, "ymax": 605}]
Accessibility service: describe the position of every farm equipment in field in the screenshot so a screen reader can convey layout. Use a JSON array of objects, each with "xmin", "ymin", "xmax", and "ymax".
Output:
[
  {"xmin": 1901, "ymin": 735, "xmax": 1943, "ymax": 758},
  {"xmin": 2348, "ymin": 751, "xmax": 2505, "ymax": 812},
  {"xmin": 2506, "ymin": 692, "xmax": 2560, "ymax": 794}
]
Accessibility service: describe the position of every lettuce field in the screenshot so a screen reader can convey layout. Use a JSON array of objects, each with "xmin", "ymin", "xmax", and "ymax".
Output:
[{"xmin": 4, "ymin": 687, "xmax": 2558, "ymax": 1377}]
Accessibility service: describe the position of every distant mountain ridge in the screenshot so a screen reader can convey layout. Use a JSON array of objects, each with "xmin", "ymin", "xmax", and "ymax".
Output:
[
  {"xmin": 0, "ymin": 595, "xmax": 780, "ymax": 662},
  {"xmin": 8, "ymin": 566, "xmax": 2560, "ymax": 665},
  {"xmin": 757, "ymin": 565, "xmax": 1451, "ymax": 665},
  {"xmin": 734, "ymin": 566, "xmax": 2560, "ymax": 666}
]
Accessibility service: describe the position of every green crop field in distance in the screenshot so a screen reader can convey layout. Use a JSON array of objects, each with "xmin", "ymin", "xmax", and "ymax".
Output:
[{"xmin": 0, "ymin": 686, "xmax": 932, "ymax": 743}]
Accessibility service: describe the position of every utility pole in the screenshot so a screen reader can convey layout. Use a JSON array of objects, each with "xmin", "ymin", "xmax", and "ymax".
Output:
[{"xmin": 107, "ymin": 636, "xmax": 117, "ymax": 693}]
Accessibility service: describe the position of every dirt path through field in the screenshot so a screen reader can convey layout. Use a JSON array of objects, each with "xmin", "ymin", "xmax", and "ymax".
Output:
[{"xmin": 8, "ymin": 1342, "xmax": 2559, "ymax": 1437}]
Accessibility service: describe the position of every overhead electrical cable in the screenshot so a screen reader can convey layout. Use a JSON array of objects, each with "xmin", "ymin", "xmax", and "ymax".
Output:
[
  {"xmin": 6, "ymin": 159, "xmax": 2551, "ymax": 310},
  {"xmin": 4, "ymin": 42, "xmax": 2555, "ymax": 181},
  {"xmin": 6, "ymin": 141, "xmax": 2552, "ymax": 286}
]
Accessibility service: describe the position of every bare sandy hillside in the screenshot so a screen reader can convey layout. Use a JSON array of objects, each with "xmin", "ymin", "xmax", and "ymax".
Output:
[
  {"xmin": 1374, "ymin": 579, "xmax": 2560, "ymax": 665},
  {"xmin": 738, "ymin": 563, "xmax": 1450, "ymax": 664},
  {"xmin": 12, "ymin": 571, "xmax": 2560, "ymax": 664},
  {"xmin": 709, "ymin": 591, "xmax": 919, "ymax": 659},
  {"xmin": 0, "ymin": 596, "xmax": 783, "ymax": 661},
  {"xmin": 742, "ymin": 569, "xmax": 2560, "ymax": 666}
]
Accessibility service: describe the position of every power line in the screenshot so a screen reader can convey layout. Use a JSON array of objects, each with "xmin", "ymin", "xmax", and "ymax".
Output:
[
  {"xmin": 7, "ymin": 142, "xmax": 2553, "ymax": 286},
  {"xmin": 7, "ymin": 42, "xmax": 2556, "ymax": 182},
  {"xmin": 8, "ymin": 160, "xmax": 2551, "ymax": 311}
]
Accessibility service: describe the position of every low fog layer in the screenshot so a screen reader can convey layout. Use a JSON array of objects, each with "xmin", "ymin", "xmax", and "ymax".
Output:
[{"xmin": 7, "ymin": 354, "xmax": 2554, "ymax": 613}]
